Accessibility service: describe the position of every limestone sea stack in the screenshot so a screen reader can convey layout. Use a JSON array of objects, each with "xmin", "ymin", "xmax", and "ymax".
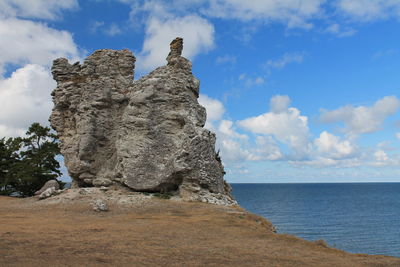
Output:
[{"xmin": 50, "ymin": 38, "xmax": 235, "ymax": 205}]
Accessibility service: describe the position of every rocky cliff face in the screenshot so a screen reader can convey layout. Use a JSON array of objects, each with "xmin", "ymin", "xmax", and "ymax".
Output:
[{"xmin": 50, "ymin": 38, "xmax": 235, "ymax": 205}]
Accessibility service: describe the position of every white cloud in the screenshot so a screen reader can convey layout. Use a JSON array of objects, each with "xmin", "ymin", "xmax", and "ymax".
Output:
[
  {"xmin": 198, "ymin": 94, "xmax": 225, "ymax": 122},
  {"xmin": 336, "ymin": 0, "xmax": 400, "ymax": 22},
  {"xmin": 0, "ymin": 64, "xmax": 55, "ymax": 137},
  {"xmin": 125, "ymin": 0, "xmax": 325, "ymax": 29},
  {"xmin": 138, "ymin": 14, "xmax": 215, "ymax": 71},
  {"xmin": 293, "ymin": 156, "xmax": 363, "ymax": 168},
  {"xmin": 90, "ymin": 21, "xmax": 123, "ymax": 36},
  {"xmin": 238, "ymin": 73, "xmax": 265, "ymax": 87},
  {"xmin": 199, "ymin": 95, "xmax": 284, "ymax": 162},
  {"xmin": 201, "ymin": 0, "xmax": 325, "ymax": 29},
  {"xmin": 122, "ymin": 0, "xmax": 400, "ymax": 42},
  {"xmin": 199, "ymin": 95, "xmax": 399, "ymax": 170},
  {"xmin": 89, "ymin": 20, "xmax": 105, "ymax": 33},
  {"xmin": 0, "ymin": 6, "xmax": 81, "ymax": 137},
  {"xmin": 270, "ymin": 95, "xmax": 291, "ymax": 113},
  {"xmin": 320, "ymin": 96, "xmax": 400, "ymax": 136},
  {"xmin": 254, "ymin": 136, "xmax": 283, "ymax": 160},
  {"xmin": 314, "ymin": 131, "xmax": 356, "ymax": 159},
  {"xmin": 396, "ymin": 133, "xmax": 400, "ymax": 140},
  {"xmin": 238, "ymin": 95, "xmax": 310, "ymax": 158},
  {"xmin": 0, "ymin": 0, "xmax": 78, "ymax": 20},
  {"xmin": 245, "ymin": 77, "xmax": 265, "ymax": 87},
  {"xmin": 218, "ymin": 137, "xmax": 254, "ymax": 162},
  {"xmin": 218, "ymin": 120, "xmax": 248, "ymax": 140},
  {"xmin": 368, "ymin": 144, "xmax": 400, "ymax": 167},
  {"xmin": 266, "ymin": 52, "xmax": 304, "ymax": 69},
  {"xmin": 216, "ymin": 54, "xmax": 237, "ymax": 65},
  {"xmin": 105, "ymin": 23, "xmax": 122, "ymax": 36},
  {"xmin": 324, "ymin": 23, "xmax": 356, "ymax": 37},
  {"xmin": 374, "ymin": 150, "xmax": 389, "ymax": 162},
  {"xmin": 0, "ymin": 18, "xmax": 80, "ymax": 75},
  {"xmin": 215, "ymin": 120, "xmax": 257, "ymax": 162},
  {"xmin": 198, "ymin": 94, "xmax": 258, "ymax": 163},
  {"xmin": 369, "ymin": 149, "xmax": 398, "ymax": 167}
]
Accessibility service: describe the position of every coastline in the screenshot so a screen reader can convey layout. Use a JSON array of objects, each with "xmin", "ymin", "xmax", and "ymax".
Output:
[{"xmin": 0, "ymin": 193, "xmax": 399, "ymax": 266}]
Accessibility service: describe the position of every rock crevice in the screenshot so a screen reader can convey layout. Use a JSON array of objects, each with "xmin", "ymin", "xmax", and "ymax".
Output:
[{"xmin": 50, "ymin": 38, "xmax": 235, "ymax": 205}]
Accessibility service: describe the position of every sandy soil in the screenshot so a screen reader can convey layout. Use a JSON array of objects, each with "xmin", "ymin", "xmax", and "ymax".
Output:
[{"xmin": 0, "ymin": 191, "xmax": 399, "ymax": 267}]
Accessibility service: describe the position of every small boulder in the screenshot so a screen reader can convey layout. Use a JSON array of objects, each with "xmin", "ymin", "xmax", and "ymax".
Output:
[
  {"xmin": 39, "ymin": 187, "xmax": 56, "ymax": 199},
  {"xmin": 93, "ymin": 199, "xmax": 108, "ymax": 212},
  {"xmin": 92, "ymin": 178, "xmax": 113, "ymax": 187},
  {"xmin": 35, "ymin": 180, "xmax": 60, "ymax": 195},
  {"xmin": 79, "ymin": 188, "xmax": 94, "ymax": 195},
  {"xmin": 99, "ymin": 186, "xmax": 108, "ymax": 192}
]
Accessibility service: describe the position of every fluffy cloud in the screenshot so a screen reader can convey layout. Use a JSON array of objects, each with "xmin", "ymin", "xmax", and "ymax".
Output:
[
  {"xmin": 0, "ymin": 0, "xmax": 78, "ymax": 20},
  {"xmin": 218, "ymin": 120, "xmax": 248, "ymax": 140},
  {"xmin": 254, "ymin": 136, "xmax": 283, "ymax": 160},
  {"xmin": 374, "ymin": 150, "xmax": 389, "ymax": 162},
  {"xmin": 198, "ymin": 94, "xmax": 225, "ymax": 122},
  {"xmin": 293, "ymin": 156, "xmax": 363, "ymax": 168},
  {"xmin": 216, "ymin": 120, "xmax": 257, "ymax": 162},
  {"xmin": 336, "ymin": 0, "xmax": 400, "ymax": 21},
  {"xmin": 0, "ymin": 18, "xmax": 80, "ymax": 75},
  {"xmin": 0, "ymin": 64, "xmax": 55, "ymax": 137},
  {"xmin": 270, "ymin": 95, "xmax": 291, "ymax": 113},
  {"xmin": 0, "ymin": 1, "xmax": 81, "ymax": 137},
  {"xmin": 138, "ymin": 14, "xmax": 214, "ymax": 71},
  {"xmin": 314, "ymin": 131, "xmax": 356, "ymax": 159},
  {"xmin": 199, "ymin": 94, "xmax": 399, "ymax": 170},
  {"xmin": 124, "ymin": 0, "xmax": 400, "ymax": 39},
  {"xmin": 369, "ymin": 149, "xmax": 398, "ymax": 167},
  {"xmin": 238, "ymin": 95, "xmax": 310, "ymax": 158},
  {"xmin": 201, "ymin": 0, "xmax": 325, "ymax": 28},
  {"xmin": 206, "ymin": 117, "xmax": 283, "ymax": 163},
  {"xmin": 125, "ymin": 0, "xmax": 325, "ymax": 29},
  {"xmin": 198, "ymin": 94, "xmax": 256, "ymax": 162},
  {"xmin": 266, "ymin": 52, "xmax": 304, "ymax": 69},
  {"xmin": 320, "ymin": 96, "xmax": 400, "ymax": 136}
]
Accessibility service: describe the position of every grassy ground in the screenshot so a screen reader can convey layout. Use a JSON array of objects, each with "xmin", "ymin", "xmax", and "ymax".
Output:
[{"xmin": 0, "ymin": 195, "xmax": 399, "ymax": 266}]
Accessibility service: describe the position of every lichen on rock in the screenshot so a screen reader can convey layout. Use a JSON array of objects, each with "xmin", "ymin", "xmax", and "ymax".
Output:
[{"xmin": 50, "ymin": 37, "xmax": 235, "ymax": 205}]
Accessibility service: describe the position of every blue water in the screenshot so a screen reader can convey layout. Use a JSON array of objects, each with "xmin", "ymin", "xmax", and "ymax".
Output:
[{"xmin": 231, "ymin": 183, "xmax": 400, "ymax": 258}]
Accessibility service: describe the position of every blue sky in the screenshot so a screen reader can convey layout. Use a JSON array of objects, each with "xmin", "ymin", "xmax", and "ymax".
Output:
[{"xmin": 1, "ymin": 0, "xmax": 400, "ymax": 183}]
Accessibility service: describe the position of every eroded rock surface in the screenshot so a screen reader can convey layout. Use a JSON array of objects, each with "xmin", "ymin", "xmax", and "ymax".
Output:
[
  {"xmin": 35, "ymin": 180, "xmax": 60, "ymax": 196},
  {"xmin": 50, "ymin": 38, "xmax": 235, "ymax": 205},
  {"xmin": 92, "ymin": 199, "xmax": 108, "ymax": 212},
  {"xmin": 39, "ymin": 187, "xmax": 57, "ymax": 200}
]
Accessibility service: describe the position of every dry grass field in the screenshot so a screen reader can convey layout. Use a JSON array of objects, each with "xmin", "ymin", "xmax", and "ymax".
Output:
[{"xmin": 0, "ymin": 194, "xmax": 399, "ymax": 267}]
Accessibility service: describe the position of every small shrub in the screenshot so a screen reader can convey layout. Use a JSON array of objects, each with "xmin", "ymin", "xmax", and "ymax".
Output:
[
  {"xmin": 314, "ymin": 239, "xmax": 329, "ymax": 248},
  {"xmin": 153, "ymin": 192, "xmax": 172, "ymax": 199}
]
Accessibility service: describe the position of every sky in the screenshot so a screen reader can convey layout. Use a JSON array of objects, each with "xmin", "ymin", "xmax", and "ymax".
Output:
[{"xmin": 1, "ymin": 0, "xmax": 400, "ymax": 183}]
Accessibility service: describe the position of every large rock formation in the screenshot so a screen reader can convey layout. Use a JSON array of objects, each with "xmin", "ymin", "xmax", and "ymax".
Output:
[{"xmin": 50, "ymin": 38, "xmax": 235, "ymax": 204}]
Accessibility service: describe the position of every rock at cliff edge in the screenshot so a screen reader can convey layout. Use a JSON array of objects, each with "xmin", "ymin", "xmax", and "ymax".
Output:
[{"xmin": 50, "ymin": 37, "xmax": 235, "ymax": 205}]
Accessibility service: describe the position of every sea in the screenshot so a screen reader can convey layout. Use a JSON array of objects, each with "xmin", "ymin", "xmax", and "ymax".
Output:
[{"xmin": 231, "ymin": 183, "xmax": 400, "ymax": 258}]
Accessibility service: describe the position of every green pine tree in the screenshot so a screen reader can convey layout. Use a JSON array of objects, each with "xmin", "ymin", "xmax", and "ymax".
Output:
[
  {"xmin": 0, "ymin": 137, "xmax": 22, "ymax": 195},
  {"xmin": 0, "ymin": 123, "xmax": 62, "ymax": 197}
]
